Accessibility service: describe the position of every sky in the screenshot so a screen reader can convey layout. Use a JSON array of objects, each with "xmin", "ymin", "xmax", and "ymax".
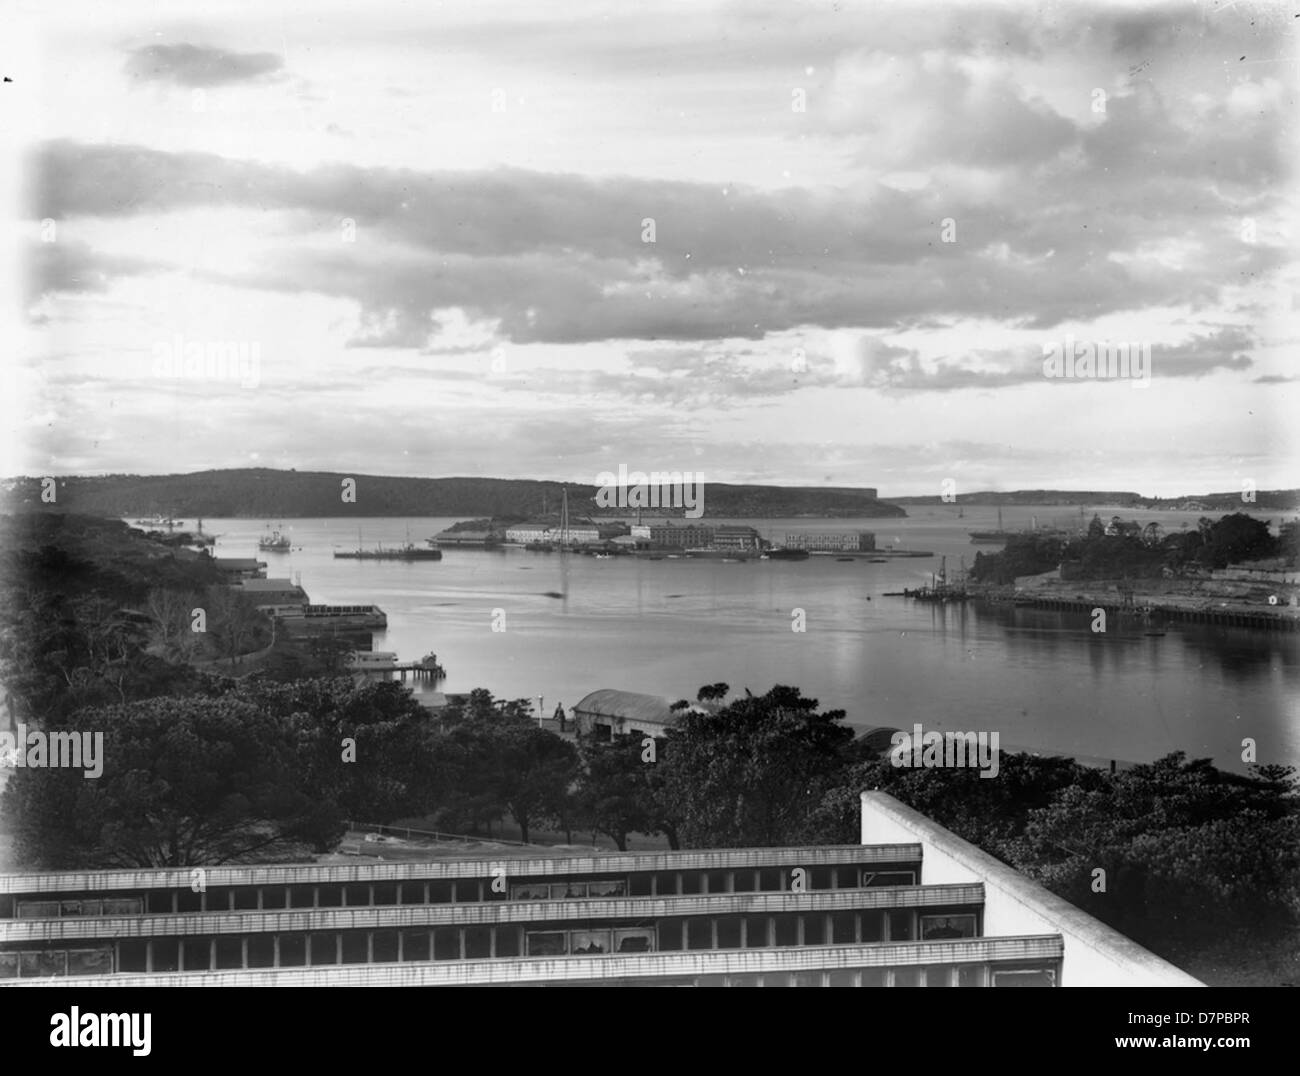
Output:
[{"xmin": 3, "ymin": 0, "xmax": 1298, "ymax": 498}]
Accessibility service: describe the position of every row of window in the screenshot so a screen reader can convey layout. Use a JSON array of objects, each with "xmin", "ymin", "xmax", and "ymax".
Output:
[
  {"xmin": 2, "ymin": 950, "xmax": 1052, "ymax": 987},
  {"xmin": 2, "ymin": 910, "xmax": 979, "ymax": 976},
  {"xmin": 7, "ymin": 868, "xmax": 920, "ymax": 918}
]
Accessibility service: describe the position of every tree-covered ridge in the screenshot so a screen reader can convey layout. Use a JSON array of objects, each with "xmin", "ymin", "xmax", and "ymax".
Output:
[{"xmin": 2, "ymin": 468, "xmax": 905, "ymax": 519}]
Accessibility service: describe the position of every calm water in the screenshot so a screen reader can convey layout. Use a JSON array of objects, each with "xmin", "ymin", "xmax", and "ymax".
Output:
[{"xmin": 179, "ymin": 507, "xmax": 1299, "ymax": 773}]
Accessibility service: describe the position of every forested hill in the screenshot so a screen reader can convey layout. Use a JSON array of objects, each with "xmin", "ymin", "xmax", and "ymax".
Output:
[{"xmin": 1, "ymin": 469, "xmax": 906, "ymax": 519}]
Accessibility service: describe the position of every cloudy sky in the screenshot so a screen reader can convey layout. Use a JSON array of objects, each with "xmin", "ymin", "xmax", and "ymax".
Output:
[{"xmin": 5, "ymin": 0, "xmax": 1298, "ymax": 497}]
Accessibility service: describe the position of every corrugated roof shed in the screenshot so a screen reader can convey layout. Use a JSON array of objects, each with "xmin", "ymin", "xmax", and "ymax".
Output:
[{"xmin": 572, "ymin": 689, "xmax": 676, "ymax": 727}]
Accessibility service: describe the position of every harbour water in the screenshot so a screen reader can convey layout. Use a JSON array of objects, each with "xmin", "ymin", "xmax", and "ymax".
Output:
[{"xmin": 186, "ymin": 506, "xmax": 1299, "ymax": 773}]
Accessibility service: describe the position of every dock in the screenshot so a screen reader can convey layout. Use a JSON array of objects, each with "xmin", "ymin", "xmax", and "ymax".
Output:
[{"xmin": 983, "ymin": 593, "xmax": 1299, "ymax": 633}]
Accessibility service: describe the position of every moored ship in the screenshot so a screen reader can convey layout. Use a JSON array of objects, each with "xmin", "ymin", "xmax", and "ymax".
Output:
[
  {"xmin": 334, "ymin": 542, "xmax": 442, "ymax": 560},
  {"xmin": 258, "ymin": 525, "xmax": 292, "ymax": 552}
]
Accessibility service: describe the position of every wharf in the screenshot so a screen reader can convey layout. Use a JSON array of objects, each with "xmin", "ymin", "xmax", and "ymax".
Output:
[{"xmin": 981, "ymin": 592, "xmax": 1299, "ymax": 633}]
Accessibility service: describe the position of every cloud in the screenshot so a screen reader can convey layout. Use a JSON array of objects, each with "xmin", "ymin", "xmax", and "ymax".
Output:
[{"xmin": 124, "ymin": 44, "xmax": 283, "ymax": 88}]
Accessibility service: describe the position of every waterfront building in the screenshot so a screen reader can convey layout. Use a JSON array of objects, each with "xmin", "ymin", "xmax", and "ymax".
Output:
[
  {"xmin": 647, "ymin": 522, "xmax": 715, "ymax": 548},
  {"xmin": 430, "ymin": 529, "xmax": 501, "ymax": 547},
  {"xmin": 571, "ymin": 689, "xmax": 678, "ymax": 740},
  {"xmin": 0, "ymin": 793, "xmax": 1200, "ymax": 986},
  {"xmin": 504, "ymin": 522, "xmax": 628, "ymax": 546},
  {"xmin": 783, "ymin": 532, "xmax": 877, "ymax": 553},
  {"xmin": 207, "ymin": 556, "xmax": 267, "ymax": 581},
  {"xmin": 234, "ymin": 578, "xmax": 310, "ymax": 607},
  {"xmin": 712, "ymin": 525, "xmax": 763, "ymax": 552}
]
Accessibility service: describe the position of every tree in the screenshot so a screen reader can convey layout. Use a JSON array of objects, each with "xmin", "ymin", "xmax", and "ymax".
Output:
[
  {"xmin": 205, "ymin": 585, "xmax": 264, "ymax": 668},
  {"xmin": 661, "ymin": 685, "xmax": 854, "ymax": 847},
  {"xmin": 577, "ymin": 733, "xmax": 657, "ymax": 851},
  {"xmin": 492, "ymin": 723, "xmax": 579, "ymax": 845},
  {"xmin": 0, "ymin": 696, "xmax": 317, "ymax": 869}
]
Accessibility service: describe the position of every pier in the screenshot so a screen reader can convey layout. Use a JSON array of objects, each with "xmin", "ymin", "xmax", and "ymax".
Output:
[{"xmin": 985, "ymin": 593, "xmax": 1300, "ymax": 633}]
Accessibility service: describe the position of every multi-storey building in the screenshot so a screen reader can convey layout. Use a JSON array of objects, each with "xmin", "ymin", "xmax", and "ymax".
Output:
[
  {"xmin": 647, "ymin": 523, "xmax": 715, "ymax": 548},
  {"xmin": 712, "ymin": 525, "xmax": 763, "ymax": 552},
  {"xmin": 0, "ymin": 793, "xmax": 1202, "ymax": 987}
]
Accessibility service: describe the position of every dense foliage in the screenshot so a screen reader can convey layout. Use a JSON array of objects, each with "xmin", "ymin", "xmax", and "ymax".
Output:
[{"xmin": 971, "ymin": 511, "xmax": 1291, "ymax": 583}]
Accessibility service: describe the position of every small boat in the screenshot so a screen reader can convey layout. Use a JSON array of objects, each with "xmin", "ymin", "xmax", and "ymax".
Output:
[
  {"xmin": 836, "ymin": 557, "xmax": 854, "ymax": 562},
  {"xmin": 1144, "ymin": 632, "xmax": 1166, "ymax": 637},
  {"xmin": 868, "ymin": 558, "xmax": 888, "ymax": 563}
]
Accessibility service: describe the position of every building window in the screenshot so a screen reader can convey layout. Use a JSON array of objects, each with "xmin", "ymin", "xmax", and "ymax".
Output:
[
  {"xmin": 615, "ymin": 928, "xmax": 655, "ymax": 953},
  {"xmin": 802, "ymin": 914, "xmax": 826, "ymax": 945},
  {"xmin": 215, "ymin": 937, "xmax": 244, "ymax": 970},
  {"xmin": 401, "ymin": 930, "xmax": 430, "ymax": 962},
  {"xmin": 433, "ymin": 928, "xmax": 461, "ymax": 960},
  {"xmin": 774, "ymin": 915, "xmax": 799, "ymax": 947},
  {"xmin": 67, "ymin": 949, "xmax": 114, "ymax": 976},
  {"xmin": 826, "ymin": 911, "xmax": 853, "ymax": 944},
  {"xmin": 153, "ymin": 938, "xmax": 181, "ymax": 972},
  {"xmin": 341, "ymin": 932, "xmax": 369, "ymax": 964},
  {"xmin": 686, "ymin": 917, "xmax": 712, "ymax": 950},
  {"xmin": 924, "ymin": 965, "xmax": 953, "ymax": 986},
  {"xmin": 571, "ymin": 930, "xmax": 611, "ymax": 955},
  {"xmin": 118, "ymin": 939, "xmax": 149, "ymax": 973},
  {"xmin": 308, "ymin": 933, "xmax": 338, "ymax": 966},
  {"xmin": 892, "ymin": 968, "xmax": 922, "ymax": 987},
  {"xmin": 493, "ymin": 927, "xmax": 520, "ymax": 958},
  {"xmin": 860, "ymin": 969, "xmax": 887, "ymax": 987},
  {"xmin": 861, "ymin": 910, "xmax": 885, "ymax": 942},
  {"xmin": 465, "ymin": 927, "xmax": 492, "ymax": 959},
  {"xmin": 278, "ymin": 935, "xmax": 306, "ymax": 967},
  {"xmin": 181, "ymin": 937, "xmax": 213, "ymax": 972},
  {"xmin": 588, "ymin": 879, "xmax": 627, "ymax": 898},
  {"xmin": 526, "ymin": 931, "xmax": 567, "ymax": 957},
  {"xmin": 887, "ymin": 911, "xmax": 914, "ymax": 942},
  {"xmin": 657, "ymin": 920, "xmax": 684, "ymax": 951},
  {"xmin": 826, "ymin": 969, "xmax": 856, "ymax": 987},
  {"xmin": 716, "ymin": 917, "xmax": 742, "ymax": 949},
  {"xmin": 247, "ymin": 936, "xmax": 275, "ymax": 969},
  {"xmin": 511, "ymin": 883, "xmax": 550, "ymax": 901},
  {"xmin": 957, "ymin": 965, "xmax": 984, "ymax": 987},
  {"xmin": 861, "ymin": 870, "xmax": 916, "ymax": 887},
  {"xmin": 993, "ymin": 968, "xmax": 1056, "ymax": 987},
  {"xmin": 920, "ymin": 914, "xmax": 976, "ymax": 940}
]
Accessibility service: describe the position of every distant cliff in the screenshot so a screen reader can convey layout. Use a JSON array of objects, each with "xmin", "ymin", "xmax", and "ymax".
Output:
[{"xmin": 2, "ymin": 469, "xmax": 906, "ymax": 520}]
